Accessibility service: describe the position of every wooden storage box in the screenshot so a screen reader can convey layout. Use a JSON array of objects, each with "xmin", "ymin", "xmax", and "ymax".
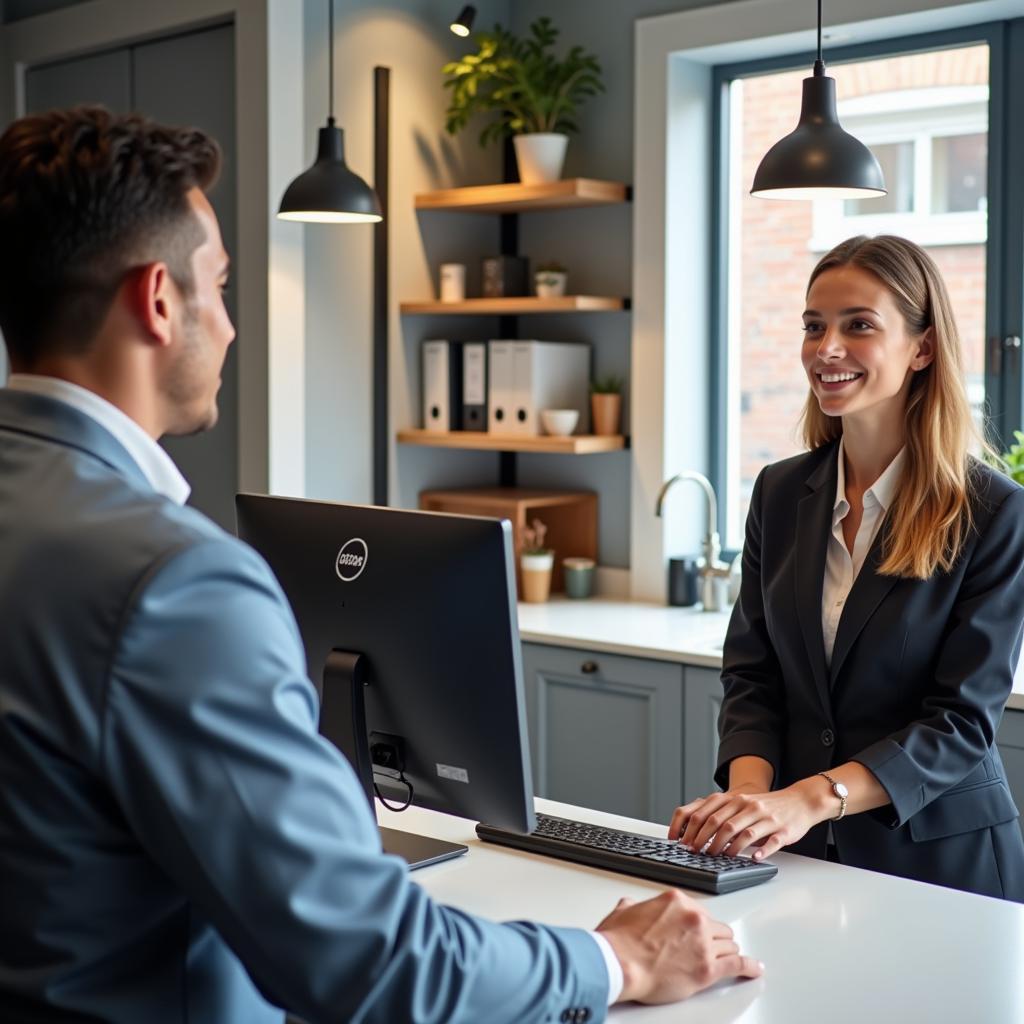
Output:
[{"xmin": 418, "ymin": 488, "xmax": 598, "ymax": 594}]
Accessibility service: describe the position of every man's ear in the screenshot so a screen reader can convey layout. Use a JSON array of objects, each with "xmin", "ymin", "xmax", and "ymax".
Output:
[
  {"xmin": 131, "ymin": 262, "xmax": 174, "ymax": 348},
  {"xmin": 911, "ymin": 326, "xmax": 936, "ymax": 371}
]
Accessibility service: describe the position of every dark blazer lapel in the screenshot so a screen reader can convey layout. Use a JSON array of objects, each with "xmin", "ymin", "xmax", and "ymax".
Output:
[
  {"xmin": 794, "ymin": 449, "xmax": 836, "ymax": 717},
  {"xmin": 829, "ymin": 519, "xmax": 899, "ymax": 686}
]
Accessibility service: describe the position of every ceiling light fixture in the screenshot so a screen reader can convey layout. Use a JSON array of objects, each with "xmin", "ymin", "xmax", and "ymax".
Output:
[
  {"xmin": 750, "ymin": 0, "xmax": 886, "ymax": 200},
  {"xmin": 450, "ymin": 5, "xmax": 476, "ymax": 38},
  {"xmin": 278, "ymin": 0, "xmax": 383, "ymax": 223}
]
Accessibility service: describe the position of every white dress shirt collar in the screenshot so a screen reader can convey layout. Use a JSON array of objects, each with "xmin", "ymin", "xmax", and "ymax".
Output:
[
  {"xmin": 6, "ymin": 374, "xmax": 191, "ymax": 506},
  {"xmin": 833, "ymin": 436, "xmax": 905, "ymax": 521},
  {"xmin": 822, "ymin": 438, "xmax": 906, "ymax": 669}
]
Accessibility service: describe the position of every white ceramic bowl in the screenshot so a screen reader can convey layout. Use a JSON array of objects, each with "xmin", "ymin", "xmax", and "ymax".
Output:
[{"xmin": 540, "ymin": 408, "xmax": 579, "ymax": 436}]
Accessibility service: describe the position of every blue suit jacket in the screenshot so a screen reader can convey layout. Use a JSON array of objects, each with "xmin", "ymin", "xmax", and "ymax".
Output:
[
  {"xmin": 716, "ymin": 441, "xmax": 1024, "ymax": 901},
  {"xmin": 0, "ymin": 389, "xmax": 608, "ymax": 1023}
]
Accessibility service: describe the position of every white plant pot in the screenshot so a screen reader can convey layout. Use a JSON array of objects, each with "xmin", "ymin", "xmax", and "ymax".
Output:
[
  {"xmin": 535, "ymin": 271, "xmax": 567, "ymax": 298},
  {"xmin": 513, "ymin": 133, "xmax": 569, "ymax": 184}
]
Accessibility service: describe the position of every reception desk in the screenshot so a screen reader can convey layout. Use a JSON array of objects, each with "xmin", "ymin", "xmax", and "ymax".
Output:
[{"xmin": 379, "ymin": 797, "xmax": 1024, "ymax": 1023}]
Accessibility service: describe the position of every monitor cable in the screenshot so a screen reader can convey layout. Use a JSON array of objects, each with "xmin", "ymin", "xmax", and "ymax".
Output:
[{"xmin": 373, "ymin": 767, "xmax": 414, "ymax": 812}]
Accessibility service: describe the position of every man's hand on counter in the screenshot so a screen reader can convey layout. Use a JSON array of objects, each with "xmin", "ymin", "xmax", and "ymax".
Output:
[{"xmin": 596, "ymin": 890, "xmax": 763, "ymax": 1004}]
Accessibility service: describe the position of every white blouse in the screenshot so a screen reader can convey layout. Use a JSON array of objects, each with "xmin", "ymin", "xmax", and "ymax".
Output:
[{"xmin": 822, "ymin": 439, "xmax": 905, "ymax": 666}]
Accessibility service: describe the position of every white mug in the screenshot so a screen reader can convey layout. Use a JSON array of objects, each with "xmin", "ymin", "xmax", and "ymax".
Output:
[{"xmin": 439, "ymin": 263, "xmax": 466, "ymax": 303}]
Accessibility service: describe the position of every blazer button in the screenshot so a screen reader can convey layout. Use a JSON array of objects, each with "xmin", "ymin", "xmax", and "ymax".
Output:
[
  {"xmin": 821, "ymin": 728, "xmax": 835, "ymax": 747},
  {"xmin": 579, "ymin": 1010, "xmax": 592, "ymax": 1023},
  {"xmin": 560, "ymin": 1011, "xmax": 572, "ymax": 1023}
]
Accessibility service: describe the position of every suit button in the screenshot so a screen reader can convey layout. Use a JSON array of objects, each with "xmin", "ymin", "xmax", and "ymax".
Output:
[
  {"xmin": 821, "ymin": 728, "xmax": 835, "ymax": 747},
  {"xmin": 579, "ymin": 1011, "xmax": 592, "ymax": 1022},
  {"xmin": 560, "ymin": 1011, "xmax": 572, "ymax": 1023}
]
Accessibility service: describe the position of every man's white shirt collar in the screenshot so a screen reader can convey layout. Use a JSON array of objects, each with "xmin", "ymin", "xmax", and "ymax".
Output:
[{"xmin": 6, "ymin": 374, "xmax": 191, "ymax": 506}]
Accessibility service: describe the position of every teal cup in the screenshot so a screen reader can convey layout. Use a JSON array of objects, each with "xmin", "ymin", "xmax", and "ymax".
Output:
[{"xmin": 563, "ymin": 557, "xmax": 595, "ymax": 599}]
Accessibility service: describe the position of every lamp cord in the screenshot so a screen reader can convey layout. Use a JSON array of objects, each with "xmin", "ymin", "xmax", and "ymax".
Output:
[
  {"xmin": 814, "ymin": 0, "xmax": 824, "ymax": 75},
  {"xmin": 328, "ymin": 0, "xmax": 335, "ymax": 122}
]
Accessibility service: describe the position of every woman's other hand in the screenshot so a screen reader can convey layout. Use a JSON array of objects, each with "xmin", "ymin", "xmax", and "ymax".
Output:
[{"xmin": 668, "ymin": 779, "xmax": 832, "ymax": 860}]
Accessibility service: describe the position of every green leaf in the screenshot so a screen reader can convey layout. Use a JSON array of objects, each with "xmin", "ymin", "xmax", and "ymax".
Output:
[{"xmin": 440, "ymin": 14, "xmax": 603, "ymax": 147}]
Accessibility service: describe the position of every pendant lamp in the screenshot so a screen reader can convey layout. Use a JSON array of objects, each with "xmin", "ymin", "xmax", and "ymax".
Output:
[
  {"xmin": 278, "ymin": 0, "xmax": 383, "ymax": 223},
  {"xmin": 750, "ymin": 0, "xmax": 886, "ymax": 200},
  {"xmin": 450, "ymin": 5, "xmax": 476, "ymax": 38}
]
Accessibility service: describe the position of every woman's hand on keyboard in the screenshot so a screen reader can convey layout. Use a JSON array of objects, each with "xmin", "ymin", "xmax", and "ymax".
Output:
[
  {"xmin": 668, "ymin": 781, "xmax": 830, "ymax": 859},
  {"xmin": 596, "ymin": 890, "xmax": 763, "ymax": 1003}
]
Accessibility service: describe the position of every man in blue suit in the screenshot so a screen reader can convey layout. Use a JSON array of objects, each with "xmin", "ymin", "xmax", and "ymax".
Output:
[{"xmin": 0, "ymin": 107, "xmax": 761, "ymax": 1023}]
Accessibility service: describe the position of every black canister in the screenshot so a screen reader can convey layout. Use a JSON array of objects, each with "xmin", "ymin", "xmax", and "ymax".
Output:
[{"xmin": 668, "ymin": 556, "xmax": 700, "ymax": 607}]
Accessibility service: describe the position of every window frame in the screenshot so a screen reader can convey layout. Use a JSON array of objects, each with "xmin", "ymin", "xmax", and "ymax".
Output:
[
  {"xmin": 709, "ymin": 21, "xmax": 1019, "ymax": 547},
  {"xmin": 810, "ymin": 85, "xmax": 989, "ymax": 251}
]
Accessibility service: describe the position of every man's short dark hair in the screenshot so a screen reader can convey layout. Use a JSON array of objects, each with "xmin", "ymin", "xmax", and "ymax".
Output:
[{"xmin": 0, "ymin": 105, "xmax": 221, "ymax": 366}]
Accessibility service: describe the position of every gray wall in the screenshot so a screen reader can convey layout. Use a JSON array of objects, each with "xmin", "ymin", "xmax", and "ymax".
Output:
[
  {"xmin": 2, "ymin": 0, "xmax": 91, "ymax": 22},
  {"xmin": 504, "ymin": 0, "xmax": 742, "ymax": 567},
  {"xmin": 301, "ymin": 0, "xmax": 512, "ymax": 509},
  {"xmin": 301, "ymin": 0, "xmax": 740, "ymax": 569}
]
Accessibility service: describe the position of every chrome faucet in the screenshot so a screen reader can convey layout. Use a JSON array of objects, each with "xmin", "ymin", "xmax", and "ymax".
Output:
[{"xmin": 654, "ymin": 471, "xmax": 731, "ymax": 612}]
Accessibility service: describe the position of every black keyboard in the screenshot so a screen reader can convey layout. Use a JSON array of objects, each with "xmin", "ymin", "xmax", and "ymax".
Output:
[{"xmin": 476, "ymin": 812, "xmax": 778, "ymax": 895}]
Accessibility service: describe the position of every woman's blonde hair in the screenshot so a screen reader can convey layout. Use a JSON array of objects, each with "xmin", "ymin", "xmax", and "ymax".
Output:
[{"xmin": 801, "ymin": 234, "xmax": 985, "ymax": 579}]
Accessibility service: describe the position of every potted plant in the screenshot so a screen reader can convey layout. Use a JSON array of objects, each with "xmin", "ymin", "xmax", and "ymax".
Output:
[
  {"xmin": 442, "ymin": 17, "xmax": 604, "ymax": 185},
  {"xmin": 1003, "ymin": 431, "xmax": 1024, "ymax": 484},
  {"xmin": 535, "ymin": 260, "xmax": 567, "ymax": 298},
  {"xmin": 590, "ymin": 374, "xmax": 624, "ymax": 436},
  {"xmin": 520, "ymin": 517, "xmax": 554, "ymax": 603}
]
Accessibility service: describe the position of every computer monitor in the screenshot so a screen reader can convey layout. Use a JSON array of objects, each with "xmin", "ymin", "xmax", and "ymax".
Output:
[{"xmin": 235, "ymin": 494, "xmax": 536, "ymax": 869}]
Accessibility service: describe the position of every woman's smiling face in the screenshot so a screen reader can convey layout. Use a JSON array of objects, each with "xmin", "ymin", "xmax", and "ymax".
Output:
[{"xmin": 801, "ymin": 264, "xmax": 934, "ymax": 421}]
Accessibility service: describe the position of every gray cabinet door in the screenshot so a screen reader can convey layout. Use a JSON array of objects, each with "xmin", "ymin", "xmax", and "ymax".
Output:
[
  {"xmin": 682, "ymin": 666, "xmax": 723, "ymax": 803},
  {"xmin": 521, "ymin": 642, "xmax": 685, "ymax": 823},
  {"xmin": 997, "ymin": 708, "xmax": 1024, "ymax": 838}
]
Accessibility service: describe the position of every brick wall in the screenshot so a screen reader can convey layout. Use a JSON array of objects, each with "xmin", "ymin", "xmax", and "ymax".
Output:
[{"xmin": 732, "ymin": 45, "xmax": 989, "ymax": 529}]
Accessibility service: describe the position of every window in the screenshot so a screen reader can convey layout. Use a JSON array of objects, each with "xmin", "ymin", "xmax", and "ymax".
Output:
[
  {"xmin": 716, "ymin": 44, "xmax": 991, "ymax": 548},
  {"xmin": 811, "ymin": 85, "xmax": 989, "ymax": 252}
]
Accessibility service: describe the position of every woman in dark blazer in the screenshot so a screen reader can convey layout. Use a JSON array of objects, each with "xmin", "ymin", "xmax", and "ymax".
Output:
[{"xmin": 670, "ymin": 235, "xmax": 1024, "ymax": 901}]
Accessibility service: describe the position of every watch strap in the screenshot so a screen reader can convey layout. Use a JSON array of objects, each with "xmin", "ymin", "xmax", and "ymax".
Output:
[{"xmin": 817, "ymin": 771, "xmax": 847, "ymax": 821}]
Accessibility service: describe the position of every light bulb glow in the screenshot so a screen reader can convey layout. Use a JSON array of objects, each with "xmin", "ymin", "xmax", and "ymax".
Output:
[
  {"xmin": 750, "ymin": 186, "xmax": 887, "ymax": 201},
  {"xmin": 277, "ymin": 210, "xmax": 383, "ymax": 224}
]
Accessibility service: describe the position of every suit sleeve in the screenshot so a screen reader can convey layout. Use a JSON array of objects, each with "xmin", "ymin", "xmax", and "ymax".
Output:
[
  {"xmin": 100, "ymin": 537, "xmax": 609, "ymax": 1024},
  {"xmin": 853, "ymin": 486, "xmax": 1024, "ymax": 827},
  {"xmin": 715, "ymin": 467, "xmax": 786, "ymax": 790}
]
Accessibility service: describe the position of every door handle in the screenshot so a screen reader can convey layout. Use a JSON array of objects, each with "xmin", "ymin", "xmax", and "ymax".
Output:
[{"xmin": 991, "ymin": 334, "xmax": 1021, "ymax": 376}]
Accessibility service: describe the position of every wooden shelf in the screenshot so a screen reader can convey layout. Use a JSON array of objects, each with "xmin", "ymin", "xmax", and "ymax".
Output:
[
  {"xmin": 400, "ymin": 296, "xmax": 628, "ymax": 315},
  {"xmin": 397, "ymin": 429, "xmax": 626, "ymax": 454},
  {"xmin": 415, "ymin": 178, "xmax": 629, "ymax": 214}
]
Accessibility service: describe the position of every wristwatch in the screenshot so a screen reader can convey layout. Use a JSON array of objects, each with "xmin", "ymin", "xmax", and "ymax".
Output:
[{"xmin": 817, "ymin": 771, "xmax": 849, "ymax": 821}]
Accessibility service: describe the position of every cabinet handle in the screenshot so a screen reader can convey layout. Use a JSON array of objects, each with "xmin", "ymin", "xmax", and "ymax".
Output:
[{"xmin": 581, "ymin": 660, "xmax": 599, "ymax": 674}]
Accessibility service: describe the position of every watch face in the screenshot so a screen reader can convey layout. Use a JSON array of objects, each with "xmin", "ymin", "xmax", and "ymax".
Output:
[{"xmin": 835, "ymin": 782, "xmax": 849, "ymax": 798}]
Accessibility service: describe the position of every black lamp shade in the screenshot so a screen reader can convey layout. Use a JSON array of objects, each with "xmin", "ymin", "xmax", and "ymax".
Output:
[
  {"xmin": 751, "ymin": 74, "xmax": 886, "ymax": 200},
  {"xmin": 450, "ymin": 5, "xmax": 475, "ymax": 37},
  {"xmin": 278, "ymin": 120, "xmax": 383, "ymax": 223}
]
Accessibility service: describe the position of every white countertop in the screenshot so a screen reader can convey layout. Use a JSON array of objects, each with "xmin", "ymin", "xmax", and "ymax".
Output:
[
  {"xmin": 381, "ymin": 796, "xmax": 1024, "ymax": 1022},
  {"xmin": 518, "ymin": 596, "xmax": 1024, "ymax": 712}
]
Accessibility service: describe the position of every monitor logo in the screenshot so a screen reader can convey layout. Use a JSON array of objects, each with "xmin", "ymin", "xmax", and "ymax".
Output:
[{"xmin": 335, "ymin": 538, "xmax": 369, "ymax": 582}]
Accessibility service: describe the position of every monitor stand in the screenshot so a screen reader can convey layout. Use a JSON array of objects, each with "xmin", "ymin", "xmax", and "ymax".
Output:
[{"xmin": 319, "ymin": 649, "xmax": 468, "ymax": 870}]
